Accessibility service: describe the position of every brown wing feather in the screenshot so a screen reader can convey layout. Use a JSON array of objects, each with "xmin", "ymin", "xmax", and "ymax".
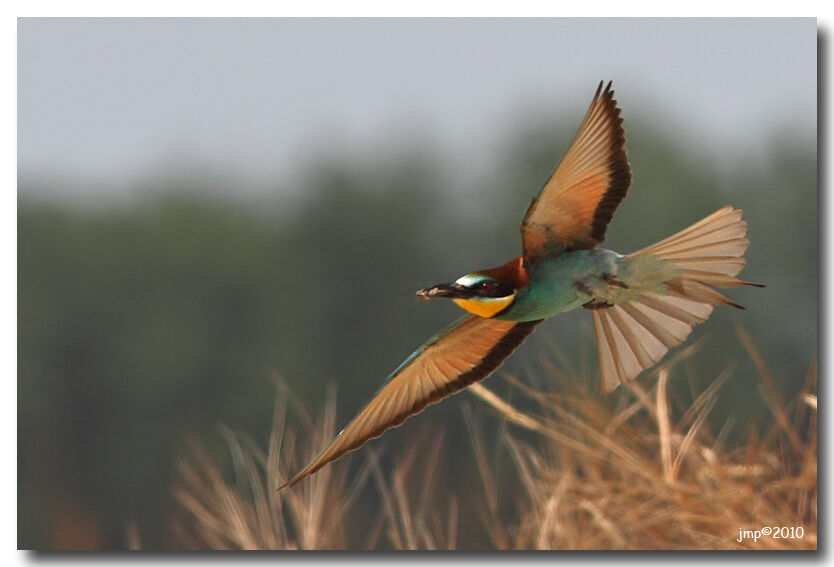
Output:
[
  {"xmin": 521, "ymin": 81, "xmax": 632, "ymax": 259},
  {"xmin": 281, "ymin": 316, "xmax": 539, "ymax": 488}
]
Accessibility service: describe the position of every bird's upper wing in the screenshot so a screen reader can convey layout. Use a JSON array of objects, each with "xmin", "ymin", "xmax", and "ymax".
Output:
[
  {"xmin": 281, "ymin": 315, "xmax": 539, "ymax": 488},
  {"xmin": 520, "ymin": 81, "xmax": 632, "ymax": 261}
]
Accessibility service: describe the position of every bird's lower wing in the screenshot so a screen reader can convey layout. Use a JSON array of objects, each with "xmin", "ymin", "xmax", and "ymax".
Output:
[{"xmin": 281, "ymin": 315, "xmax": 540, "ymax": 489}]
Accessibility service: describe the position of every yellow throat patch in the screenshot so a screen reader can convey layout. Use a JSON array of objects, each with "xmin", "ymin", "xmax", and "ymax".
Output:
[{"xmin": 452, "ymin": 294, "xmax": 515, "ymax": 318}]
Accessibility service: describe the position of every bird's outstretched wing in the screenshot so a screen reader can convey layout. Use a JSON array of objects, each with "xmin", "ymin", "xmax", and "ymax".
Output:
[
  {"xmin": 281, "ymin": 316, "xmax": 539, "ymax": 489},
  {"xmin": 521, "ymin": 81, "xmax": 631, "ymax": 261}
]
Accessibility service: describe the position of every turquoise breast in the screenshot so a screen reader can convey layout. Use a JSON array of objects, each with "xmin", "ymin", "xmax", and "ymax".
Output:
[{"xmin": 498, "ymin": 249, "xmax": 620, "ymax": 322}]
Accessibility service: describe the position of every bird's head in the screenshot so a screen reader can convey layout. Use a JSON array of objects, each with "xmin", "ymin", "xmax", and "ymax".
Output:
[{"xmin": 416, "ymin": 257, "xmax": 528, "ymax": 318}]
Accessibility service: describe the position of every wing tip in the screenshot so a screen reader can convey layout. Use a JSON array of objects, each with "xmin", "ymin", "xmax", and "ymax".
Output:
[
  {"xmin": 594, "ymin": 80, "xmax": 616, "ymax": 103},
  {"xmin": 276, "ymin": 473, "xmax": 304, "ymax": 492}
]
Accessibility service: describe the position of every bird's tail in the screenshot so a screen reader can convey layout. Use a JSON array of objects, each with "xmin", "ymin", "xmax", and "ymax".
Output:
[{"xmin": 591, "ymin": 206, "xmax": 762, "ymax": 392}]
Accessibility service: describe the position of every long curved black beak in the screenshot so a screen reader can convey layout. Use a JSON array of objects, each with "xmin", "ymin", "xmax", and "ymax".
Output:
[{"xmin": 416, "ymin": 282, "xmax": 471, "ymax": 300}]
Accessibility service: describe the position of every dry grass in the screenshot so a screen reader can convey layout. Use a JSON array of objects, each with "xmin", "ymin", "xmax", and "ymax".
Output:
[
  {"xmin": 173, "ymin": 385, "xmax": 365, "ymax": 549},
  {"xmin": 173, "ymin": 333, "xmax": 817, "ymax": 550}
]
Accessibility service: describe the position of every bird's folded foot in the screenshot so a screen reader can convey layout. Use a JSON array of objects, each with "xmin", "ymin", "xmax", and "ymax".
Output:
[
  {"xmin": 603, "ymin": 273, "xmax": 629, "ymax": 289},
  {"xmin": 583, "ymin": 299, "xmax": 613, "ymax": 310}
]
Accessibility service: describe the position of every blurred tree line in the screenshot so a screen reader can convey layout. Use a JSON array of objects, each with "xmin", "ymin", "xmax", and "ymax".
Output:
[{"xmin": 18, "ymin": 115, "xmax": 816, "ymax": 549}]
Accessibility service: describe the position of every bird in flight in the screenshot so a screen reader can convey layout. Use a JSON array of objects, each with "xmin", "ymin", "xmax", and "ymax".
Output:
[{"xmin": 281, "ymin": 81, "xmax": 760, "ymax": 489}]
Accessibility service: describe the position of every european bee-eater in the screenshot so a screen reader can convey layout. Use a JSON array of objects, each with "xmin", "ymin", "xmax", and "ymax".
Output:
[{"xmin": 281, "ymin": 81, "xmax": 760, "ymax": 489}]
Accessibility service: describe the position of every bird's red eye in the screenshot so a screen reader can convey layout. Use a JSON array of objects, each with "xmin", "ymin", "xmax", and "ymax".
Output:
[{"xmin": 478, "ymin": 281, "xmax": 493, "ymax": 291}]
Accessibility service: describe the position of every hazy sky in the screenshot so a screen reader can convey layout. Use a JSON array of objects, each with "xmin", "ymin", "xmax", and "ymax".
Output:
[{"xmin": 18, "ymin": 18, "xmax": 816, "ymax": 201}]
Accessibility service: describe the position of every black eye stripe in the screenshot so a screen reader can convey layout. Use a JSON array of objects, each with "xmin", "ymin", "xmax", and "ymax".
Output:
[{"xmin": 471, "ymin": 280, "xmax": 512, "ymax": 297}]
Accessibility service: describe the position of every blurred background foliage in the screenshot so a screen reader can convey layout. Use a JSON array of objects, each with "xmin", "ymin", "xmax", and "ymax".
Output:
[{"xmin": 18, "ymin": 110, "xmax": 815, "ymax": 548}]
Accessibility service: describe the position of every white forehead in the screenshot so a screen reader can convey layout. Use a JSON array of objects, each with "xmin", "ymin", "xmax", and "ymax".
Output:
[{"xmin": 455, "ymin": 273, "xmax": 490, "ymax": 287}]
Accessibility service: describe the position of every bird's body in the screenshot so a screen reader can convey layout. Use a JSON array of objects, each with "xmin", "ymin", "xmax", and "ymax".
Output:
[
  {"xmin": 280, "ymin": 82, "xmax": 761, "ymax": 490},
  {"xmin": 502, "ymin": 248, "xmax": 622, "ymax": 321}
]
